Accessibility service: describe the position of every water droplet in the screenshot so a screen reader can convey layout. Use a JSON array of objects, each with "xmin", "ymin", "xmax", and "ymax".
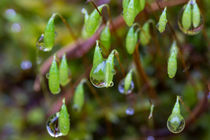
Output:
[
  {"xmin": 90, "ymin": 61, "xmax": 107, "ymax": 88},
  {"xmin": 118, "ymin": 79, "xmax": 134, "ymax": 95},
  {"xmin": 125, "ymin": 107, "xmax": 134, "ymax": 116},
  {"xmin": 46, "ymin": 113, "xmax": 63, "ymax": 137},
  {"xmin": 5, "ymin": 9, "xmax": 16, "ymax": 17},
  {"xmin": 36, "ymin": 34, "xmax": 45, "ymax": 51},
  {"xmin": 20, "ymin": 60, "xmax": 32, "ymax": 70},
  {"xmin": 178, "ymin": 3, "xmax": 203, "ymax": 35},
  {"xmin": 147, "ymin": 136, "xmax": 155, "ymax": 140},
  {"xmin": 46, "ymin": 73, "xmax": 50, "ymax": 79},
  {"xmin": 167, "ymin": 96, "xmax": 185, "ymax": 133},
  {"xmin": 11, "ymin": 23, "xmax": 21, "ymax": 32},
  {"xmin": 167, "ymin": 115, "xmax": 185, "ymax": 133}
]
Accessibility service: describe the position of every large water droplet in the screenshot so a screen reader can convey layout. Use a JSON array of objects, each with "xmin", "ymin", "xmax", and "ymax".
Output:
[
  {"xmin": 118, "ymin": 79, "xmax": 134, "ymax": 95},
  {"xmin": 36, "ymin": 34, "xmax": 45, "ymax": 51},
  {"xmin": 46, "ymin": 113, "xmax": 63, "ymax": 137},
  {"xmin": 178, "ymin": 3, "xmax": 203, "ymax": 35},
  {"xmin": 125, "ymin": 107, "xmax": 135, "ymax": 116},
  {"xmin": 167, "ymin": 114, "xmax": 185, "ymax": 133},
  {"xmin": 90, "ymin": 61, "xmax": 107, "ymax": 88}
]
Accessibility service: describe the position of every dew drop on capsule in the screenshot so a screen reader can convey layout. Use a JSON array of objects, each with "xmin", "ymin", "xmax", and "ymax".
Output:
[
  {"xmin": 118, "ymin": 69, "xmax": 134, "ymax": 95},
  {"xmin": 167, "ymin": 96, "xmax": 185, "ymax": 133},
  {"xmin": 46, "ymin": 112, "xmax": 63, "ymax": 137},
  {"xmin": 178, "ymin": 0, "xmax": 203, "ymax": 35}
]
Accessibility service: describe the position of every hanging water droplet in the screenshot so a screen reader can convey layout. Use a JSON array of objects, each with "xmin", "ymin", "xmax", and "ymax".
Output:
[
  {"xmin": 167, "ymin": 96, "xmax": 185, "ymax": 133},
  {"xmin": 178, "ymin": 0, "xmax": 203, "ymax": 35},
  {"xmin": 125, "ymin": 107, "xmax": 135, "ymax": 116},
  {"xmin": 90, "ymin": 61, "xmax": 106, "ymax": 88},
  {"xmin": 46, "ymin": 113, "xmax": 63, "ymax": 137},
  {"xmin": 36, "ymin": 34, "xmax": 45, "ymax": 51},
  {"xmin": 118, "ymin": 79, "xmax": 134, "ymax": 95}
]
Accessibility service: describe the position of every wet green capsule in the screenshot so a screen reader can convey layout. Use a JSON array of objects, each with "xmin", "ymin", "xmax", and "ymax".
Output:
[
  {"xmin": 124, "ymin": 69, "xmax": 133, "ymax": 93},
  {"xmin": 73, "ymin": 79, "xmax": 85, "ymax": 112},
  {"xmin": 100, "ymin": 22, "xmax": 111, "ymax": 53},
  {"xmin": 125, "ymin": 25, "xmax": 138, "ymax": 54},
  {"xmin": 105, "ymin": 50, "xmax": 116, "ymax": 87},
  {"xmin": 90, "ymin": 41, "xmax": 106, "ymax": 88},
  {"xmin": 157, "ymin": 7, "xmax": 167, "ymax": 33},
  {"xmin": 167, "ymin": 41, "xmax": 178, "ymax": 78},
  {"xmin": 140, "ymin": 21, "xmax": 151, "ymax": 46},
  {"xmin": 49, "ymin": 55, "xmax": 60, "ymax": 94},
  {"xmin": 123, "ymin": 0, "xmax": 136, "ymax": 26},
  {"xmin": 182, "ymin": 1, "xmax": 192, "ymax": 30},
  {"xmin": 167, "ymin": 96, "xmax": 185, "ymax": 133},
  {"xmin": 44, "ymin": 13, "xmax": 56, "ymax": 51},
  {"xmin": 84, "ymin": 5, "xmax": 105, "ymax": 38},
  {"xmin": 58, "ymin": 98, "xmax": 70, "ymax": 136},
  {"xmin": 192, "ymin": 0, "xmax": 200, "ymax": 28},
  {"xmin": 59, "ymin": 54, "xmax": 70, "ymax": 86}
]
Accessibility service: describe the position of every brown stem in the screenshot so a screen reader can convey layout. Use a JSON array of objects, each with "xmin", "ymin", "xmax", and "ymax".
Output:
[
  {"xmin": 133, "ymin": 44, "xmax": 158, "ymax": 100},
  {"xmin": 34, "ymin": 0, "xmax": 189, "ymax": 91}
]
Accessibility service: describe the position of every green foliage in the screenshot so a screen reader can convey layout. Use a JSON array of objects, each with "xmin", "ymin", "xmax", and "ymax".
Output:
[
  {"xmin": 49, "ymin": 55, "xmax": 60, "ymax": 94},
  {"xmin": 58, "ymin": 98, "xmax": 70, "ymax": 136}
]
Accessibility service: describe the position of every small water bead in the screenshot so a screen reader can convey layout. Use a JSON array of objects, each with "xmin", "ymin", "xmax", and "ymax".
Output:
[
  {"xmin": 167, "ymin": 96, "xmax": 185, "ymax": 133},
  {"xmin": 178, "ymin": 0, "xmax": 203, "ymax": 35},
  {"xmin": 20, "ymin": 60, "xmax": 32, "ymax": 70},
  {"xmin": 36, "ymin": 34, "xmax": 45, "ymax": 51},
  {"xmin": 118, "ymin": 79, "xmax": 134, "ymax": 95},
  {"xmin": 125, "ymin": 107, "xmax": 135, "ymax": 116},
  {"xmin": 90, "ymin": 61, "xmax": 106, "ymax": 88},
  {"xmin": 46, "ymin": 113, "xmax": 63, "ymax": 137}
]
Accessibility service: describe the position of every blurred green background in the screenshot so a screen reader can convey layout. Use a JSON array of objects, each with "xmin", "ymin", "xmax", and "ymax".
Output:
[{"xmin": 0, "ymin": 0, "xmax": 209, "ymax": 140}]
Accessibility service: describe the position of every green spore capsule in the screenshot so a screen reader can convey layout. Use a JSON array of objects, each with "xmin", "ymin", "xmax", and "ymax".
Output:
[
  {"xmin": 49, "ymin": 55, "xmax": 60, "ymax": 94},
  {"xmin": 90, "ymin": 40, "xmax": 106, "ymax": 88},
  {"xmin": 167, "ymin": 96, "xmax": 185, "ymax": 133},
  {"xmin": 140, "ymin": 21, "xmax": 151, "ymax": 46},
  {"xmin": 59, "ymin": 54, "xmax": 70, "ymax": 86},
  {"xmin": 124, "ymin": 69, "xmax": 133, "ymax": 93},
  {"xmin": 123, "ymin": 0, "xmax": 136, "ymax": 26},
  {"xmin": 73, "ymin": 79, "xmax": 85, "ymax": 112},
  {"xmin": 182, "ymin": 1, "xmax": 192, "ymax": 30},
  {"xmin": 58, "ymin": 98, "xmax": 70, "ymax": 136},
  {"xmin": 125, "ymin": 25, "xmax": 138, "ymax": 54},
  {"xmin": 83, "ymin": 5, "xmax": 105, "ymax": 38},
  {"xmin": 100, "ymin": 22, "xmax": 111, "ymax": 53},
  {"xmin": 44, "ymin": 13, "xmax": 56, "ymax": 52},
  {"xmin": 157, "ymin": 7, "xmax": 167, "ymax": 33},
  {"xmin": 192, "ymin": 0, "xmax": 200, "ymax": 28},
  {"xmin": 105, "ymin": 50, "xmax": 117, "ymax": 87},
  {"xmin": 135, "ymin": 0, "xmax": 145, "ymax": 15},
  {"xmin": 167, "ymin": 41, "xmax": 178, "ymax": 78}
]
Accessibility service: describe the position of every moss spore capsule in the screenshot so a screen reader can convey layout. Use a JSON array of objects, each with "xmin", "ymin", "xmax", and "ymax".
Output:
[
  {"xmin": 167, "ymin": 96, "xmax": 185, "ymax": 133},
  {"xmin": 167, "ymin": 41, "xmax": 178, "ymax": 78},
  {"xmin": 59, "ymin": 54, "xmax": 70, "ymax": 86},
  {"xmin": 58, "ymin": 98, "xmax": 70, "ymax": 136},
  {"xmin": 49, "ymin": 55, "xmax": 60, "ymax": 94}
]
